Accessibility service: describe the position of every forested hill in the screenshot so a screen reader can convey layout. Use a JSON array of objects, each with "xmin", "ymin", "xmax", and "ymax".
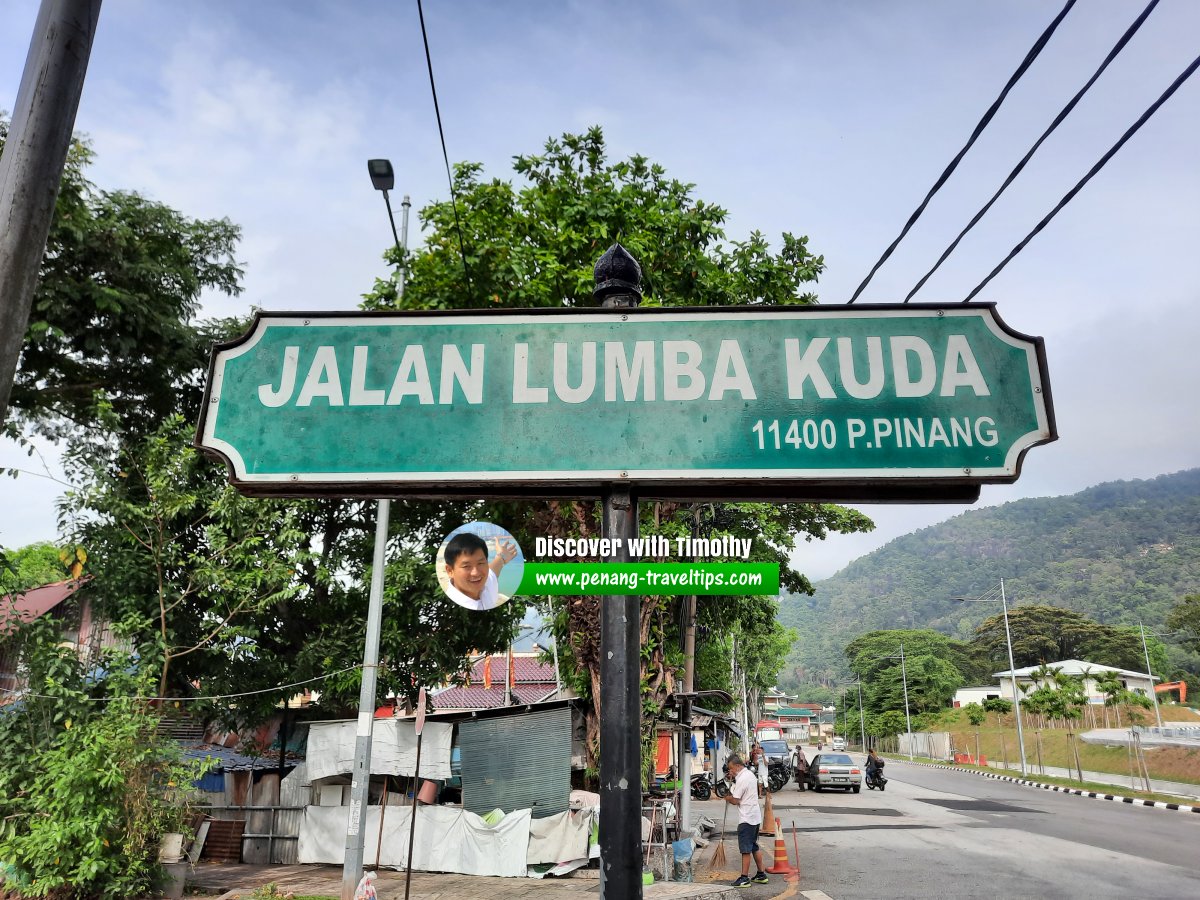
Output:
[{"xmin": 779, "ymin": 468, "xmax": 1200, "ymax": 687}]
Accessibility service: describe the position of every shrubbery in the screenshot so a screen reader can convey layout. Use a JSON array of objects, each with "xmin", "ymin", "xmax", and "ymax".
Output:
[{"xmin": 0, "ymin": 618, "xmax": 210, "ymax": 898}]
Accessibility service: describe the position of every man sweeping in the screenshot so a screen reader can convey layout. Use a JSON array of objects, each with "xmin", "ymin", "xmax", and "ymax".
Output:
[{"xmin": 723, "ymin": 754, "xmax": 769, "ymax": 888}]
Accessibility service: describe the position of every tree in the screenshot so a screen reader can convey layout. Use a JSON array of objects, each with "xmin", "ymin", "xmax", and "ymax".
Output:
[
  {"xmin": 0, "ymin": 541, "xmax": 68, "ymax": 593},
  {"xmin": 65, "ymin": 409, "xmax": 528, "ymax": 719},
  {"xmin": 868, "ymin": 710, "xmax": 907, "ymax": 738},
  {"xmin": 845, "ymin": 629, "xmax": 969, "ymax": 714},
  {"xmin": 964, "ymin": 703, "xmax": 987, "ymax": 727},
  {"xmin": 358, "ymin": 127, "xmax": 871, "ymax": 770},
  {"xmin": 362, "ymin": 126, "xmax": 824, "ymax": 313},
  {"xmin": 0, "ymin": 116, "xmax": 243, "ymax": 445},
  {"xmin": 1167, "ymin": 593, "xmax": 1200, "ymax": 653},
  {"xmin": 972, "ymin": 605, "xmax": 1153, "ymax": 670},
  {"xmin": 65, "ymin": 408, "xmax": 310, "ymax": 696}
]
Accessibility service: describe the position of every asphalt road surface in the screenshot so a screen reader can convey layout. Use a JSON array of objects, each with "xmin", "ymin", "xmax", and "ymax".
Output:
[{"xmin": 687, "ymin": 749, "xmax": 1200, "ymax": 899}]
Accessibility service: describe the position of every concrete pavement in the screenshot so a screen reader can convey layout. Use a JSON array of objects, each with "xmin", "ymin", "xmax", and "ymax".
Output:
[{"xmin": 188, "ymin": 863, "xmax": 742, "ymax": 899}]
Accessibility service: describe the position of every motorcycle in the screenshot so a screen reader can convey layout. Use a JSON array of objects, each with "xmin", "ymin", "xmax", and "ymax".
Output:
[
  {"xmin": 713, "ymin": 763, "xmax": 731, "ymax": 798},
  {"xmin": 865, "ymin": 769, "xmax": 888, "ymax": 791},
  {"xmin": 766, "ymin": 760, "xmax": 791, "ymax": 793},
  {"xmin": 690, "ymin": 772, "xmax": 713, "ymax": 801}
]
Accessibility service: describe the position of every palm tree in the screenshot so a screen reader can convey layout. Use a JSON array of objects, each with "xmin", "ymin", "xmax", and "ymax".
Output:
[
  {"xmin": 1096, "ymin": 671, "xmax": 1124, "ymax": 727},
  {"xmin": 1077, "ymin": 666, "xmax": 1096, "ymax": 729}
]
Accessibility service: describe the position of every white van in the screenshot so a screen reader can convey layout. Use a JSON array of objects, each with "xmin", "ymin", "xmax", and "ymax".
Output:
[{"xmin": 831, "ymin": 736, "xmax": 846, "ymax": 751}]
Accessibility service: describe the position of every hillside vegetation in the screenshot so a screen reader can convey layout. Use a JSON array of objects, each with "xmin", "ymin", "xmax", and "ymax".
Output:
[{"xmin": 780, "ymin": 468, "xmax": 1200, "ymax": 687}]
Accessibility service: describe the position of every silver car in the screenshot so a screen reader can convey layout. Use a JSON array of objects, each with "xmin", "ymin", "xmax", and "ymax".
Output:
[{"xmin": 805, "ymin": 753, "xmax": 862, "ymax": 793}]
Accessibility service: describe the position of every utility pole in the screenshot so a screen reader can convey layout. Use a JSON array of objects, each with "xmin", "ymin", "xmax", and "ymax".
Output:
[
  {"xmin": 856, "ymin": 681, "xmax": 867, "ymax": 750},
  {"xmin": 899, "ymin": 643, "xmax": 913, "ymax": 760},
  {"xmin": 1139, "ymin": 623, "xmax": 1163, "ymax": 729},
  {"xmin": 594, "ymin": 244, "xmax": 642, "ymax": 900},
  {"xmin": 0, "ymin": 0, "xmax": 102, "ymax": 425},
  {"xmin": 677, "ymin": 505, "xmax": 699, "ymax": 833}
]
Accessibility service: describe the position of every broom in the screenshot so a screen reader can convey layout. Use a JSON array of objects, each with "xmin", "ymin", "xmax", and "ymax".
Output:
[{"xmin": 708, "ymin": 797, "xmax": 730, "ymax": 870}]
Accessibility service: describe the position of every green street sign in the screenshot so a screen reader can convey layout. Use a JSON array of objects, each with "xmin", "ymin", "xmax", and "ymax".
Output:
[{"xmin": 196, "ymin": 305, "xmax": 1055, "ymax": 501}]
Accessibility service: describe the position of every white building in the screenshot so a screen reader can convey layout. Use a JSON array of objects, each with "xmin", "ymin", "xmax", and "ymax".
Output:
[
  {"xmin": 994, "ymin": 659, "xmax": 1157, "ymax": 703},
  {"xmin": 952, "ymin": 685, "xmax": 1004, "ymax": 708}
]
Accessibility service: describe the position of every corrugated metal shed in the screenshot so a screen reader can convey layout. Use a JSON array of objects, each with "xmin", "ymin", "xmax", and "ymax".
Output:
[{"xmin": 458, "ymin": 705, "xmax": 571, "ymax": 819}]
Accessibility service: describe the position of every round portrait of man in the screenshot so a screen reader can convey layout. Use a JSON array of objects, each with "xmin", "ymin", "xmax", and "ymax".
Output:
[{"xmin": 436, "ymin": 522, "xmax": 524, "ymax": 611}]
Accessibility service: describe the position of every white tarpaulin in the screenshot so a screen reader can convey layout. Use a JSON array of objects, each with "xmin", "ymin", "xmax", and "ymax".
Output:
[
  {"xmin": 526, "ymin": 809, "xmax": 592, "ymax": 865},
  {"xmin": 305, "ymin": 719, "xmax": 453, "ymax": 781},
  {"xmin": 298, "ymin": 804, "xmax": 531, "ymax": 877}
]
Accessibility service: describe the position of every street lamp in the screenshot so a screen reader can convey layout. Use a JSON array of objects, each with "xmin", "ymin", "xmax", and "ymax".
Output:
[
  {"xmin": 880, "ymin": 644, "xmax": 914, "ymax": 760},
  {"xmin": 367, "ymin": 158, "xmax": 412, "ymax": 296},
  {"xmin": 952, "ymin": 579, "xmax": 1027, "ymax": 777}
]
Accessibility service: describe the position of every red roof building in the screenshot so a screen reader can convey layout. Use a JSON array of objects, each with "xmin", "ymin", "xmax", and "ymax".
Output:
[{"xmin": 430, "ymin": 652, "xmax": 567, "ymax": 711}]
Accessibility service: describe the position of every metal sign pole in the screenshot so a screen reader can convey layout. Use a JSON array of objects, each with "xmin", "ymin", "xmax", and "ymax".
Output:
[
  {"xmin": 594, "ymin": 244, "xmax": 643, "ymax": 899},
  {"xmin": 599, "ymin": 484, "xmax": 640, "ymax": 899},
  {"xmin": 341, "ymin": 499, "xmax": 390, "ymax": 900}
]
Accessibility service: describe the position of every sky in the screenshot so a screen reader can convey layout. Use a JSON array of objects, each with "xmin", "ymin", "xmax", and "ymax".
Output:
[{"xmin": 2, "ymin": 0, "xmax": 1198, "ymax": 580}]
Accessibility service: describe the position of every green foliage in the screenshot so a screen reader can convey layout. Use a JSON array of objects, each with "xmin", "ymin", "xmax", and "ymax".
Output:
[
  {"xmin": 0, "ymin": 541, "xmax": 68, "ymax": 593},
  {"xmin": 0, "ymin": 618, "xmax": 211, "ymax": 898},
  {"xmin": 362, "ymin": 126, "xmax": 824, "ymax": 312},
  {"xmin": 844, "ymin": 629, "xmax": 968, "ymax": 714},
  {"xmin": 982, "ymin": 697, "xmax": 1012, "ymax": 716},
  {"xmin": 63, "ymin": 408, "xmax": 310, "ymax": 698},
  {"xmin": 964, "ymin": 702, "xmax": 987, "ymax": 727},
  {"xmin": 1167, "ymin": 593, "xmax": 1200, "ymax": 653},
  {"xmin": 781, "ymin": 469, "xmax": 1200, "ymax": 686},
  {"xmin": 868, "ymin": 710, "xmax": 907, "ymax": 737},
  {"xmin": 0, "ymin": 116, "xmax": 243, "ymax": 444}
]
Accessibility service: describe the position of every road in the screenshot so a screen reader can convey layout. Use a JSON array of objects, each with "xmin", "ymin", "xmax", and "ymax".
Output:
[{"xmin": 687, "ymin": 749, "xmax": 1200, "ymax": 899}]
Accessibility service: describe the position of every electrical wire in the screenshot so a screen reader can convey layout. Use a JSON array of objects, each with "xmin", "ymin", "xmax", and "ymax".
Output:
[
  {"xmin": 0, "ymin": 664, "xmax": 362, "ymax": 704},
  {"xmin": 416, "ymin": 0, "xmax": 475, "ymax": 300},
  {"xmin": 905, "ymin": 0, "xmax": 1160, "ymax": 303},
  {"xmin": 963, "ymin": 49, "xmax": 1200, "ymax": 303},
  {"xmin": 848, "ymin": 0, "xmax": 1076, "ymax": 304}
]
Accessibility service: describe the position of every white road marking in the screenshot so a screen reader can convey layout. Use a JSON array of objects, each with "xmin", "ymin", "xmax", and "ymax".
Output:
[{"xmin": 801, "ymin": 892, "xmax": 836, "ymax": 900}]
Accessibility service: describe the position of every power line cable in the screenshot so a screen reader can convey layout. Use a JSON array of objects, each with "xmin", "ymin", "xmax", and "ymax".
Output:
[
  {"xmin": 905, "ymin": 0, "xmax": 1160, "ymax": 302},
  {"xmin": 0, "ymin": 664, "xmax": 362, "ymax": 704},
  {"xmin": 416, "ymin": 0, "xmax": 475, "ymax": 300},
  {"xmin": 963, "ymin": 50, "xmax": 1200, "ymax": 303},
  {"xmin": 848, "ymin": 0, "xmax": 1077, "ymax": 304}
]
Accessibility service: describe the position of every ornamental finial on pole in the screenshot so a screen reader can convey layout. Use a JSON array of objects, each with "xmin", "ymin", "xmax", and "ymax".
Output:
[{"xmin": 593, "ymin": 242, "xmax": 643, "ymax": 307}]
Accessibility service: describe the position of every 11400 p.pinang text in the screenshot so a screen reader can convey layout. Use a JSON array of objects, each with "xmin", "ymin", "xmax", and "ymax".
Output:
[{"xmin": 255, "ymin": 335, "xmax": 991, "ymax": 408}]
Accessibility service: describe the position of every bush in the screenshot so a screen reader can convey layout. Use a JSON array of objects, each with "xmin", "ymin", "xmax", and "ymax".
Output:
[{"xmin": 0, "ymin": 619, "xmax": 210, "ymax": 898}]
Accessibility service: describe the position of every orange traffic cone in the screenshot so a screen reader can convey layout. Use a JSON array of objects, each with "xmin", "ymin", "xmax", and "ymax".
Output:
[
  {"xmin": 761, "ymin": 790, "xmax": 776, "ymax": 836},
  {"xmin": 765, "ymin": 818, "xmax": 797, "ymax": 875}
]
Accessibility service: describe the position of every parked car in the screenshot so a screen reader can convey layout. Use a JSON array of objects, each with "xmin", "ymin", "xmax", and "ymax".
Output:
[
  {"xmin": 759, "ymin": 739, "xmax": 792, "ymax": 766},
  {"xmin": 831, "ymin": 736, "xmax": 846, "ymax": 751},
  {"xmin": 805, "ymin": 753, "xmax": 862, "ymax": 792}
]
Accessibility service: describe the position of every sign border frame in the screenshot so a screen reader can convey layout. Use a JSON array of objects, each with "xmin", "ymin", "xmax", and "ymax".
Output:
[{"xmin": 195, "ymin": 302, "xmax": 1055, "ymax": 503}]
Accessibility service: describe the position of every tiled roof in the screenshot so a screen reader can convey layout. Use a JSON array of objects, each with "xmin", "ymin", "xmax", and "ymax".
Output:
[
  {"xmin": 431, "ymin": 684, "xmax": 556, "ymax": 710},
  {"xmin": 463, "ymin": 655, "xmax": 557, "ymax": 685},
  {"xmin": 0, "ymin": 579, "xmax": 86, "ymax": 633}
]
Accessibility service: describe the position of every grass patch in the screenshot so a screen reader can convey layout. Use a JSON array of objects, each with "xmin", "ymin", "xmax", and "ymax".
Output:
[{"xmin": 923, "ymin": 707, "xmax": 1200, "ymax": 786}]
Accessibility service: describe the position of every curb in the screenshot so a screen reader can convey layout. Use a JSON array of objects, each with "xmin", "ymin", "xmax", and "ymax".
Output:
[{"xmin": 895, "ymin": 759, "xmax": 1200, "ymax": 814}]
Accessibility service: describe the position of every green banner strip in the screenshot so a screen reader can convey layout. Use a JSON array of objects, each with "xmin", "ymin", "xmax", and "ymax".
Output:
[{"xmin": 517, "ymin": 562, "xmax": 780, "ymax": 596}]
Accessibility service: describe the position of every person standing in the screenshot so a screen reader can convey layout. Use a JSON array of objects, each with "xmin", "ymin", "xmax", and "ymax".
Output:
[
  {"xmin": 749, "ymin": 742, "xmax": 767, "ymax": 797},
  {"xmin": 723, "ymin": 754, "xmax": 769, "ymax": 888}
]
